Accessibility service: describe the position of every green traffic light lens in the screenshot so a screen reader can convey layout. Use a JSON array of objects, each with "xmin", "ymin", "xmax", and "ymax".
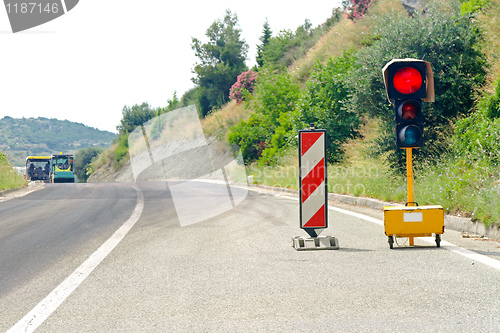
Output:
[{"xmin": 400, "ymin": 125, "xmax": 421, "ymax": 145}]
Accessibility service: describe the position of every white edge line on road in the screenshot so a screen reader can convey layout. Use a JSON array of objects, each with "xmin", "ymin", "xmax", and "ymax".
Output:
[
  {"xmin": 7, "ymin": 186, "xmax": 145, "ymax": 333},
  {"xmin": 262, "ymin": 191, "xmax": 500, "ymax": 272},
  {"xmin": 328, "ymin": 204, "xmax": 500, "ymax": 271}
]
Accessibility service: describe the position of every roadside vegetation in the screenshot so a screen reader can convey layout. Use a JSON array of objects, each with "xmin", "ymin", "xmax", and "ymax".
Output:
[
  {"xmin": 0, "ymin": 153, "xmax": 26, "ymax": 191},
  {"xmin": 84, "ymin": 0, "xmax": 500, "ymax": 227}
]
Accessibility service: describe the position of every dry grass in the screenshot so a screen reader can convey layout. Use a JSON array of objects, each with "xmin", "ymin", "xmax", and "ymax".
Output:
[
  {"xmin": 290, "ymin": 0, "xmax": 406, "ymax": 82},
  {"xmin": 478, "ymin": 0, "xmax": 500, "ymax": 92},
  {"xmin": 201, "ymin": 100, "xmax": 251, "ymax": 140}
]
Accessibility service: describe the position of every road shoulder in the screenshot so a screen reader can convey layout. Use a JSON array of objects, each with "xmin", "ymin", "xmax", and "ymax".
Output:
[{"xmin": 0, "ymin": 181, "xmax": 46, "ymax": 202}]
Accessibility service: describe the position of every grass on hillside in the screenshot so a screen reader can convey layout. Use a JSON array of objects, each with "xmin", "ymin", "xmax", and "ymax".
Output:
[
  {"xmin": 201, "ymin": 100, "xmax": 250, "ymax": 140},
  {"xmin": 246, "ymin": 118, "xmax": 407, "ymax": 204},
  {"xmin": 0, "ymin": 153, "xmax": 27, "ymax": 191},
  {"xmin": 479, "ymin": 0, "xmax": 500, "ymax": 91},
  {"xmin": 290, "ymin": 0, "xmax": 406, "ymax": 83},
  {"xmin": 247, "ymin": 132, "xmax": 500, "ymax": 227},
  {"xmin": 242, "ymin": 0, "xmax": 500, "ymax": 227}
]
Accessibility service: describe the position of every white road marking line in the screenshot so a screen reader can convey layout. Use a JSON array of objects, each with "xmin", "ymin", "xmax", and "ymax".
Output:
[
  {"xmin": 7, "ymin": 187, "xmax": 145, "ymax": 333},
  {"xmin": 434, "ymin": 240, "xmax": 500, "ymax": 271},
  {"xmin": 328, "ymin": 206, "xmax": 384, "ymax": 226},
  {"xmin": 261, "ymin": 192, "xmax": 500, "ymax": 271},
  {"xmin": 326, "ymin": 205, "xmax": 500, "ymax": 271}
]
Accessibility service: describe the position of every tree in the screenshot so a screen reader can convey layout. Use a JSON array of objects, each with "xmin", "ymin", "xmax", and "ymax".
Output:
[
  {"xmin": 116, "ymin": 102, "xmax": 156, "ymax": 135},
  {"xmin": 256, "ymin": 18, "xmax": 272, "ymax": 68},
  {"xmin": 74, "ymin": 146, "xmax": 103, "ymax": 182},
  {"xmin": 296, "ymin": 52, "xmax": 360, "ymax": 163},
  {"xmin": 259, "ymin": 19, "xmax": 316, "ymax": 72},
  {"xmin": 191, "ymin": 10, "xmax": 248, "ymax": 117},
  {"xmin": 260, "ymin": 29, "xmax": 295, "ymax": 71}
]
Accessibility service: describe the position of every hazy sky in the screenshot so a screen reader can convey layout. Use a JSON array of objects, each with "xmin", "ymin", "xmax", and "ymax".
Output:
[{"xmin": 1, "ymin": 0, "xmax": 342, "ymax": 133}]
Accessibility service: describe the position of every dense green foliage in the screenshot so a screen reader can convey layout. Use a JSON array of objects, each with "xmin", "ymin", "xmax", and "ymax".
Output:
[
  {"xmin": 452, "ymin": 78, "xmax": 500, "ymax": 165},
  {"xmin": 347, "ymin": 3, "xmax": 487, "ymax": 168},
  {"xmin": 74, "ymin": 146, "xmax": 104, "ymax": 182},
  {"xmin": 256, "ymin": 19, "xmax": 272, "ymax": 69},
  {"xmin": 117, "ymin": 102, "xmax": 157, "ymax": 136},
  {"xmin": 0, "ymin": 116, "xmax": 115, "ymax": 166},
  {"xmin": 229, "ymin": 51, "xmax": 361, "ymax": 164},
  {"xmin": 191, "ymin": 10, "xmax": 248, "ymax": 116},
  {"xmin": 295, "ymin": 51, "xmax": 360, "ymax": 162},
  {"xmin": 229, "ymin": 70, "xmax": 258, "ymax": 103},
  {"xmin": 228, "ymin": 71, "xmax": 300, "ymax": 163},
  {"xmin": 460, "ymin": 0, "xmax": 490, "ymax": 14}
]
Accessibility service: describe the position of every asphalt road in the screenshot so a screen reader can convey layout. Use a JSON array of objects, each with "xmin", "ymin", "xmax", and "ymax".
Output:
[{"xmin": 1, "ymin": 182, "xmax": 500, "ymax": 332}]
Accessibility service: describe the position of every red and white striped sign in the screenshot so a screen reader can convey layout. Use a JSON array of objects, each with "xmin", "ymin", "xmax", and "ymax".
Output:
[{"xmin": 299, "ymin": 129, "xmax": 327, "ymax": 237}]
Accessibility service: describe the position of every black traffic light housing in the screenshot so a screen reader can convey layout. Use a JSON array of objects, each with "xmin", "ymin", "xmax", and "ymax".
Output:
[
  {"xmin": 382, "ymin": 59, "xmax": 434, "ymax": 148},
  {"xmin": 385, "ymin": 62, "xmax": 427, "ymax": 100},
  {"xmin": 395, "ymin": 99, "xmax": 423, "ymax": 148}
]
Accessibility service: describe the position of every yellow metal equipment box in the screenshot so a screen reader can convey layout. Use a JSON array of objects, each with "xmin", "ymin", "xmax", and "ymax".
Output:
[{"xmin": 383, "ymin": 205, "xmax": 444, "ymax": 248}]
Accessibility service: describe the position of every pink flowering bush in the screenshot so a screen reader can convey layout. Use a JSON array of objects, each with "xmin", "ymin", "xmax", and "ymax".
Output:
[
  {"xmin": 229, "ymin": 70, "xmax": 258, "ymax": 103},
  {"xmin": 343, "ymin": 0, "xmax": 374, "ymax": 21}
]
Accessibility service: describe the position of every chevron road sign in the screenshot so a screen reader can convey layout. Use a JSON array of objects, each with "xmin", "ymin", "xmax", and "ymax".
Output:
[{"xmin": 299, "ymin": 129, "xmax": 328, "ymax": 237}]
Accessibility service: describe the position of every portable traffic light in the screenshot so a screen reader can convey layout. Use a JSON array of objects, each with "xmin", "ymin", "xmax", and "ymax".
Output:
[
  {"xmin": 395, "ymin": 99, "xmax": 423, "ymax": 147},
  {"xmin": 382, "ymin": 59, "xmax": 434, "ymax": 148}
]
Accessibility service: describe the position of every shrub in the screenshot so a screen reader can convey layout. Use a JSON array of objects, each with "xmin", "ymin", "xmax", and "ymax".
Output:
[
  {"xmin": 254, "ymin": 70, "xmax": 301, "ymax": 124},
  {"xmin": 295, "ymin": 51, "xmax": 360, "ymax": 163},
  {"xmin": 116, "ymin": 103, "xmax": 156, "ymax": 136},
  {"xmin": 227, "ymin": 113, "xmax": 269, "ymax": 162},
  {"xmin": 347, "ymin": 4, "xmax": 487, "ymax": 170},
  {"xmin": 343, "ymin": 0, "xmax": 374, "ymax": 21},
  {"xmin": 114, "ymin": 133, "xmax": 129, "ymax": 166},
  {"xmin": 229, "ymin": 70, "xmax": 258, "ymax": 103},
  {"xmin": 452, "ymin": 78, "xmax": 500, "ymax": 165},
  {"xmin": 227, "ymin": 70, "xmax": 300, "ymax": 164},
  {"xmin": 74, "ymin": 146, "xmax": 104, "ymax": 182}
]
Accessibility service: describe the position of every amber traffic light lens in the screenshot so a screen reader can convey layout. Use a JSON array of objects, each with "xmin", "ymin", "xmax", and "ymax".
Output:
[{"xmin": 401, "ymin": 101, "xmax": 418, "ymax": 120}]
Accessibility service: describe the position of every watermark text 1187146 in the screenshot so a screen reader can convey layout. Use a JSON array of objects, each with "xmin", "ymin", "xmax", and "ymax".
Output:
[
  {"xmin": 3, "ymin": 0, "xmax": 79, "ymax": 33},
  {"xmin": 6, "ymin": 2, "xmax": 59, "ymax": 14}
]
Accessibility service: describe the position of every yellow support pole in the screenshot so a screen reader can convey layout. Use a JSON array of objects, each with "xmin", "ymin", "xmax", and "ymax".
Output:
[
  {"xmin": 406, "ymin": 147, "xmax": 415, "ymax": 246},
  {"xmin": 406, "ymin": 148, "xmax": 414, "ymax": 205}
]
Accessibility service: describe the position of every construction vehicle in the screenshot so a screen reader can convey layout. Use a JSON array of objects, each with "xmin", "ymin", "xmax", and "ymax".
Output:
[
  {"xmin": 50, "ymin": 153, "xmax": 76, "ymax": 183},
  {"xmin": 25, "ymin": 156, "xmax": 51, "ymax": 181}
]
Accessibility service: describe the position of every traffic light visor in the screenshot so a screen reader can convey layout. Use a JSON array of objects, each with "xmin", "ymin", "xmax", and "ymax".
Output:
[
  {"xmin": 382, "ymin": 59, "xmax": 434, "ymax": 102},
  {"xmin": 394, "ymin": 67, "xmax": 422, "ymax": 95}
]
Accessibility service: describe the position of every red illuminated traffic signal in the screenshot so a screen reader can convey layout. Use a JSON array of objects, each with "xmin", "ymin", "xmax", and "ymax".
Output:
[
  {"xmin": 393, "ymin": 67, "xmax": 423, "ymax": 95},
  {"xmin": 382, "ymin": 59, "xmax": 433, "ymax": 148},
  {"xmin": 384, "ymin": 60, "xmax": 427, "ymax": 101}
]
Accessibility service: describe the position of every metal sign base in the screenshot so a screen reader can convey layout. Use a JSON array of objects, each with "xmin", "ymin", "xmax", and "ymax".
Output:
[{"xmin": 292, "ymin": 236, "xmax": 339, "ymax": 251}]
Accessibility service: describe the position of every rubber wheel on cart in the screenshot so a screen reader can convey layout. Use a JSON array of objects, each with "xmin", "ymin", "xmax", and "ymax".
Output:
[
  {"xmin": 435, "ymin": 234, "xmax": 441, "ymax": 248},
  {"xmin": 388, "ymin": 236, "xmax": 394, "ymax": 249}
]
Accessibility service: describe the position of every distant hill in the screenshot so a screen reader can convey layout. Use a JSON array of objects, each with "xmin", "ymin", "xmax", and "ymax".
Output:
[{"xmin": 0, "ymin": 116, "xmax": 116, "ymax": 166}]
